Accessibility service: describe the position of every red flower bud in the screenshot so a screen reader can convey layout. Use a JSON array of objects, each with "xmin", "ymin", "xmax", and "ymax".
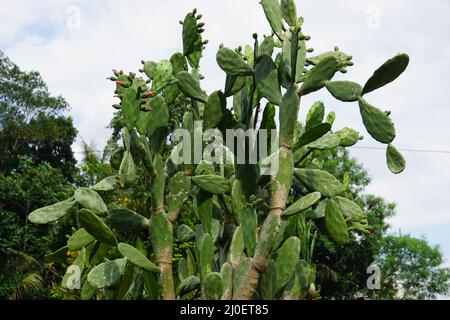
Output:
[
  {"xmin": 145, "ymin": 91, "xmax": 156, "ymax": 98},
  {"xmin": 116, "ymin": 81, "xmax": 125, "ymax": 86}
]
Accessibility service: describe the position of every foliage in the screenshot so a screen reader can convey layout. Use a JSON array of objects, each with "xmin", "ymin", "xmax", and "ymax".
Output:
[
  {"xmin": 375, "ymin": 235, "xmax": 450, "ymax": 300},
  {"xmin": 0, "ymin": 50, "xmax": 78, "ymax": 181},
  {"xmin": 0, "ymin": 158, "xmax": 74, "ymax": 299},
  {"xmin": 27, "ymin": 2, "xmax": 410, "ymax": 300}
]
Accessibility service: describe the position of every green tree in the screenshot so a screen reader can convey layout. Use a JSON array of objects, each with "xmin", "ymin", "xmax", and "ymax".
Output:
[
  {"xmin": 0, "ymin": 51, "xmax": 78, "ymax": 181},
  {"xmin": 308, "ymin": 148, "xmax": 449, "ymax": 300},
  {"xmin": 376, "ymin": 235, "xmax": 450, "ymax": 300},
  {"xmin": 0, "ymin": 159, "xmax": 75, "ymax": 299}
]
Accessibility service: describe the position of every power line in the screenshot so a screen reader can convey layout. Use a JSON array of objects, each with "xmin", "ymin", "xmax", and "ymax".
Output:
[
  {"xmin": 21, "ymin": 146, "xmax": 450, "ymax": 157},
  {"xmin": 350, "ymin": 146, "xmax": 450, "ymax": 155}
]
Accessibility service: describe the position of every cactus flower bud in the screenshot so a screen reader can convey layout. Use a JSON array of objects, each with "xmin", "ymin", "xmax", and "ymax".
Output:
[
  {"xmin": 196, "ymin": 14, "xmax": 203, "ymax": 20},
  {"xmin": 116, "ymin": 81, "xmax": 125, "ymax": 86},
  {"xmin": 198, "ymin": 28, "xmax": 205, "ymax": 33},
  {"xmin": 145, "ymin": 91, "xmax": 156, "ymax": 98},
  {"xmin": 198, "ymin": 22, "xmax": 205, "ymax": 28}
]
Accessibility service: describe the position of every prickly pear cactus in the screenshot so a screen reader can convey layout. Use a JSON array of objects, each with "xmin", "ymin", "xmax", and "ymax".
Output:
[{"xmin": 29, "ymin": 2, "xmax": 409, "ymax": 300}]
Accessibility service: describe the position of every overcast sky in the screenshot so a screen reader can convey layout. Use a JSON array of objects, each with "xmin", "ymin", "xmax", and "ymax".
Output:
[{"xmin": 1, "ymin": 0, "xmax": 450, "ymax": 283}]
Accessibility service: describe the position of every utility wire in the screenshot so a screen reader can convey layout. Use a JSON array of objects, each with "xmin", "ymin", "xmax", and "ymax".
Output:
[
  {"xmin": 350, "ymin": 146, "xmax": 450, "ymax": 155},
  {"xmin": 32, "ymin": 146, "xmax": 450, "ymax": 157}
]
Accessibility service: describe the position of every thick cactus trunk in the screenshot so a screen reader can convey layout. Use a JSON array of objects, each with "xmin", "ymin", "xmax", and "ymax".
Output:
[
  {"xmin": 235, "ymin": 91, "xmax": 300, "ymax": 299},
  {"xmin": 149, "ymin": 155, "xmax": 175, "ymax": 300}
]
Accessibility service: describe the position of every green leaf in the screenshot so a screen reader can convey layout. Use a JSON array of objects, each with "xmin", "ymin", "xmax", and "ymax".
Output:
[
  {"xmin": 204, "ymin": 90, "xmax": 226, "ymax": 130},
  {"xmin": 280, "ymin": 84, "xmax": 300, "ymax": 144},
  {"xmin": 276, "ymin": 237, "xmax": 301, "ymax": 292},
  {"xmin": 362, "ymin": 53, "xmax": 410, "ymax": 95},
  {"xmin": 326, "ymin": 81, "xmax": 362, "ymax": 102},
  {"xmin": 87, "ymin": 258, "xmax": 127, "ymax": 289},
  {"xmin": 67, "ymin": 228, "xmax": 95, "ymax": 250},
  {"xmin": 280, "ymin": 31, "xmax": 306, "ymax": 85},
  {"xmin": 295, "ymin": 168, "xmax": 343, "ymax": 197},
  {"xmin": 283, "ymin": 192, "xmax": 322, "ymax": 217},
  {"xmin": 300, "ymin": 57, "xmax": 339, "ymax": 96},
  {"xmin": 91, "ymin": 176, "xmax": 117, "ymax": 192},
  {"xmin": 255, "ymin": 55, "xmax": 282, "ymax": 105},
  {"xmin": 261, "ymin": 0, "xmax": 283, "ymax": 36},
  {"xmin": 259, "ymin": 36, "xmax": 275, "ymax": 57},
  {"xmin": 167, "ymin": 172, "xmax": 191, "ymax": 214},
  {"xmin": 45, "ymin": 246, "xmax": 68, "ymax": 263},
  {"xmin": 358, "ymin": 98, "xmax": 396, "ymax": 144},
  {"xmin": 177, "ymin": 224, "xmax": 196, "ymax": 242},
  {"xmin": 151, "ymin": 60, "xmax": 173, "ymax": 91},
  {"xmin": 216, "ymin": 47, "xmax": 253, "ymax": 76},
  {"xmin": 228, "ymin": 226, "xmax": 244, "ymax": 267},
  {"xmin": 281, "ymin": 0, "xmax": 297, "ymax": 26},
  {"xmin": 182, "ymin": 12, "xmax": 199, "ymax": 57},
  {"xmin": 107, "ymin": 208, "xmax": 149, "ymax": 234},
  {"xmin": 306, "ymin": 133, "xmax": 340, "ymax": 150},
  {"xmin": 220, "ymin": 263, "xmax": 233, "ymax": 299},
  {"xmin": 176, "ymin": 71, "xmax": 207, "ymax": 103},
  {"xmin": 323, "ymin": 199, "xmax": 349, "ymax": 244},
  {"xmin": 335, "ymin": 128, "xmax": 361, "ymax": 147},
  {"xmin": 333, "ymin": 196, "xmax": 364, "ymax": 220},
  {"xmin": 28, "ymin": 198, "xmax": 76, "ymax": 224},
  {"xmin": 199, "ymin": 233, "xmax": 214, "ymax": 283},
  {"xmin": 192, "ymin": 175, "xmax": 231, "ymax": 194},
  {"xmin": 305, "ymin": 101, "xmax": 325, "ymax": 131},
  {"xmin": 142, "ymin": 60, "xmax": 157, "ymax": 79},
  {"xmin": 110, "ymin": 148, "xmax": 124, "ymax": 170},
  {"xmin": 259, "ymin": 259, "xmax": 276, "ymax": 300},
  {"xmin": 178, "ymin": 275, "xmax": 200, "ymax": 297},
  {"xmin": 204, "ymin": 272, "xmax": 223, "ymax": 300},
  {"xmin": 170, "ymin": 52, "xmax": 188, "ymax": 75},
  {"xmin": 294, "ymin": 123, "xmax": 331, "ymax": 150},
  {"xmin": 145, "ymin": 95, "xmax": 169, "ymax": 153},
  {"xmin": 78, "ymin": 208, "xmax": 117, "ymax": 246},
  {"xmin": 386, "ymin": 144, "xmax": 406, "ymax": 174},
  {"xmin": 74, "ymin": 187, "xmax": 107, "ymax": 215},
  {"xmin": 122, "ymin": 93, "xmax": 140, "ymax": 132},
  {"xmin": 224, "ymin": 75, "xmax": 246, "ymax": 97},
  {"xmin": 118, "ymin": 243, "xmax": 160, "ymax": 273},
  {"xmin": 118, "ymin": 151, "xmax": 137, "ymax": 187}
]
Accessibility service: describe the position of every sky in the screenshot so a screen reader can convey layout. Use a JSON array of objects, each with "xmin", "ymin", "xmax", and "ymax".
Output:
[{"xmin": 1, "ymin": 0, "xmax": 450, "ymax": 289}]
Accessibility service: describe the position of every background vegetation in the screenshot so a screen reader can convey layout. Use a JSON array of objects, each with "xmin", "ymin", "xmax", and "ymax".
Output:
[{"xmin": 0, "ymin": 50, "xmax": 448, "ymax": 300}]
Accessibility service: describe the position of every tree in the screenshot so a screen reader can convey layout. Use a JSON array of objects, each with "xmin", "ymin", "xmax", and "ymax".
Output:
[
  {"xmin": 307, "ymin": 148, "xmax": 449, "ymax": 300},
  {"xmin": 0, "ymin": 51, "xmax": 78, "ymax": 181},
  {"xmin": 0, "ymin": 158, "xmax": 75, "ymax": 299},
  {"xmin": 375, "ymin": 235, "xmax": 450, "ymax": 300}
]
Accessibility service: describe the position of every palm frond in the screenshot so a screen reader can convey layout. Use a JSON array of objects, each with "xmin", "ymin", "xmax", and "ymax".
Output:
[
  {"xmin": 9, "ymin": 272, "xmax": 44, "ymax": 300},
  {"xmin": 0, "ymin": 248, "xmax": 41, "ymax": 276}
]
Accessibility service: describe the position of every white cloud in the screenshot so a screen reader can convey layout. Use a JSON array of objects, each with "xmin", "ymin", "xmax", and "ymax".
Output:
[{"xmin": 2, "ymin": 0, "xmax": 450, "ymax": 261}]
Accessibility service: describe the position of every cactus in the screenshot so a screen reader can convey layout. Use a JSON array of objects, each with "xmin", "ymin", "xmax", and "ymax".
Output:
[{"xmin": 28, "ymin": 2, "xmax": 409, "ymax": 300}]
